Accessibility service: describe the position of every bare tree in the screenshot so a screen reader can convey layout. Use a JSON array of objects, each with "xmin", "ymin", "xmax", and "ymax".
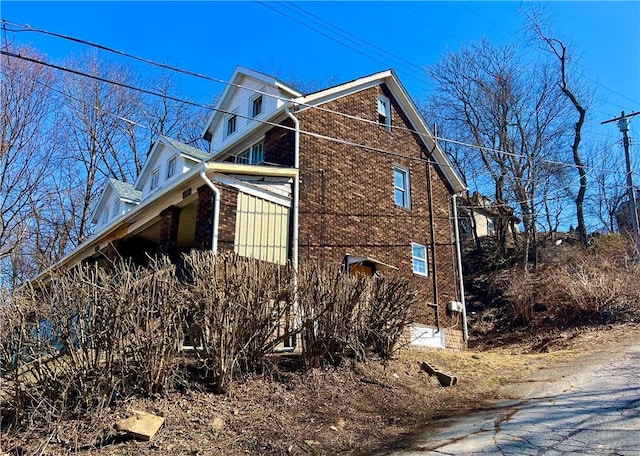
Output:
[
  {"xmin": 526, "ymin": 7, "xmax": 591, "ymax": 246},
  {"xmin": 426, "ymin": 39, "xmax": 571, "ymax": 267},
  {"xmin": 0, "ymin": 47, "xmax": 57, "ymax": 286}
]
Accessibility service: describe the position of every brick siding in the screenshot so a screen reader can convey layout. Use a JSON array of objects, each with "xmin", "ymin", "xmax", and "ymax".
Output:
[{"xmin": 265, "ymin": 84, "xmax": 465, "ymax": 340}]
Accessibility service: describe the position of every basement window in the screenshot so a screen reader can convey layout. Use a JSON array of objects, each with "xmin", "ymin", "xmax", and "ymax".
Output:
[{"xmin": 411, "ymin": 242, "xmax": 428, "ymax": 276}]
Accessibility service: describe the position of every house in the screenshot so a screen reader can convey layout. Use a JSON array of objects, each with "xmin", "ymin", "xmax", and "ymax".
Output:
[
  {"xmin": 457, "ymin": 191, "xmax": 520, "ymax": 243},
  {"xmin": 36, "ymin": 67, "xmax": 468, "ymax": 349},
  {"xmin": 615, "ymin": 189, "xmax": 640, "ymax": 236}
]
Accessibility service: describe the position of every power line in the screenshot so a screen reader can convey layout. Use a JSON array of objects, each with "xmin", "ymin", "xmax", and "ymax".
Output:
[{"xmin": 3, "ymin": 19, "xmax": 627, "ymax": 173}]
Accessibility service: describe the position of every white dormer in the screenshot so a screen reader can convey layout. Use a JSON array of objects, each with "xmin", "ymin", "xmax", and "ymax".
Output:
[
  {"xmin": 134, "ymin": 136, "xmax": 208, "ymax": 200},
  {"xmin": 91, "ymin": 178, "xmax": 142, "ymax": 228},
  {"xmin": 202, "ymin": 67, "xmax": 302, "ymax": 149}
]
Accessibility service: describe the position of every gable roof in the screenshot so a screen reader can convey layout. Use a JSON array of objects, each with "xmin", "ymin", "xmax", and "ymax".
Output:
[
  {"xmin": 134, "ymin": 136, "xmax": 208, "ymax": 191},
  {"xmin": 161, "ymin": 136, "xmax": 208, "ymax": 161},
  {"xmin": 109, "ymin": 178, "xmax": 142, "ymax": 203},
  {"xmin": 202, "ymin": 66, "xmax": 302, "ymax": 141},
  {"xmin": 294, "ymin": 69, "xmax": 466, "ymax": 194}
]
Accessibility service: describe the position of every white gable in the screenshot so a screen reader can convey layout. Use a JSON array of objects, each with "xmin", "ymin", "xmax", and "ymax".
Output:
[
  {"xmin": 203, "ymin": 67, "xmax": 301, "ymax": 150},
  {"xmin": 134, "ymin": 138, "xmax": 205, "ymax": 200},
  {"xmin": 91, "ymin": 180, "xmax": 140, "ymax": 228}
]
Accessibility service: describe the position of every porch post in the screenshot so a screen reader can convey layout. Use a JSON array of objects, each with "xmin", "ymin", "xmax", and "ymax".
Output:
[
  {"xmin": 158, "ymin": 205, "xmax": 182, "ymax": 262},
  {"xmin": 194, "ymin": 184, "xmax": 215, "ymax": 251}
]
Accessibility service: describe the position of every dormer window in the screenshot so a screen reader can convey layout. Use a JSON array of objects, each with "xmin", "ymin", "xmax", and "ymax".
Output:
[
  {"xmin": 102, "ymin": 207, "xmax": 109, "ymax": 225},
  {"xmin": 150, "ymin": 168, "xmax": 160, "ymax": 190},
  {"xmin": 226, "ymin": 114, "xmax": 237, "ymax": 137},
  {"xmin": 113, "ymin": 201, "xmax": 120, "ymax": 219},
  {"xmin": 166, "ymin": 156, "xmax": 176, "ymax": 179},
  {"xmin": 378, "ymin": 95, "xmax": 391, "ymax": 131},
  {"xmin": 251, "ymin": 95, "xmax": 263, "ymax": 117}
]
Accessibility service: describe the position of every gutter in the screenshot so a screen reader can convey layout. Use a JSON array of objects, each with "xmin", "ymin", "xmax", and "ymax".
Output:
[
  {"xmin": 199, "ymin": 170, "xmax": 221, "ymax": 254},
  {"xmin": 452, "ymin": 193, "xmax": 468, "ymax": 341}
]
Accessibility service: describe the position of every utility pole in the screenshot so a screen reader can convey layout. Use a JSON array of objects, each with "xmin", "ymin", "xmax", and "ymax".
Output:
[{"xmin": 602, "ymin": 110, "xmax": 640, "ymax": 254}]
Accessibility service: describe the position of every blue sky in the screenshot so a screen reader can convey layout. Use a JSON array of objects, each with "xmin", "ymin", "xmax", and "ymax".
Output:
[{"xmin": 2, "ymin": 1, "xmax": 639, "ymax": 145}]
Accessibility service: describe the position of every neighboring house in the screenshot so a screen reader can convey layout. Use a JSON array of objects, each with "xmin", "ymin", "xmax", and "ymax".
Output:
[
  {"xmin": 615, "ymin": 189, "xmax": 640, "ymax": 235},
  {"xmin": 457, "ymin": 191, "xmax": 519, "ymax": 241},
  {"xmin": 36, "ymin": 66, "xmax": 468, "ymax": 349}
]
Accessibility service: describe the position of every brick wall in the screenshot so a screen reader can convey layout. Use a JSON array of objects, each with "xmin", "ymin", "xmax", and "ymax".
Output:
[
  {"xmin": 158, "ymin": 206, "xmax": 181, "ymax": 262},
  {"xmin": 266, "ymin": 84, "xmax": 464, "ymax": 338}
]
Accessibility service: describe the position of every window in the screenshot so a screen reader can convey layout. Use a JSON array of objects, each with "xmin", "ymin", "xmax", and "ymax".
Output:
[
  {"xmin": 251, "ymin": 95, "xmax": 263, "ymax": 117},
  {"xmin": 112, "ymin": 201, "xmax": 120, "ymax": 219},
  {"xmin": 166, "ymin": 156, "xmax": 177, "ymax": 179},
  {"xmin": 226, "ymin": 114, "xmax": 237, "ymax": 137},
  {"xmin": 394, "ymin": 166, "xmax": 411, "ymax": 209},
  {"xmin": 150, "ymin": 168, "xmax": 160, "ymax": 190},
  {"xmin": 378, "ymin": 95, "xmax": 391, "ymax": 130},
  {"xmin": 235, "ymin": 141, "xmax": 265, "ymax": 165},
  {"xmin": 412, "ymin": 243, "xmax": 428, "ymax": 276},
  {"xmin": 102, "ymin": 207, "xmax": 109, "ymax": 225},
  {"xmin": 487, "ymin": 218, "xmax": 495, "ymax": 236}
]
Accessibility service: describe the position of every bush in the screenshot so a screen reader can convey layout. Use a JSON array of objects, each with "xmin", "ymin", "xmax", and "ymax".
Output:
[{"xmin": 181, "ymin": 251, "xmax": 294, "ymax": 393}]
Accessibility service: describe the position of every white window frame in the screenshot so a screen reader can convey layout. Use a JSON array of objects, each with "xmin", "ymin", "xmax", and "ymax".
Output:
[
  {"xmin": 251, "ymin": 95, "xmax": 263, "ymax": 118},
  {"xmin": 166, "ymin": 156, "xmax": 177, "ymax": 179},
  {"xmin": 226, "ymin": 113, "xmax": 237, "ymax": 137},
  {"xmin": 150, "ymin": 168, "xmax": 160, "ymax": 190},
  {"xmin": 378, "ymin": 94, "xmax": 391, "ymax": 131},
  {"xmin": 234, "ymin": 140, "xmax": 265, "ymax": 165},
  {"xmin": 411, "ymin": 242, "xmax": 428, "ymax": 277},
  {"xmin": 102, "ymin": 207, "xmax": 109, "ymax": 225},
  {"xmin": 487, "ymin": 218, "xmax": 495, "ymax": 236},
  {"xmin": 393, "ymin": 166, "xmax": 411, "ymax": 209}
]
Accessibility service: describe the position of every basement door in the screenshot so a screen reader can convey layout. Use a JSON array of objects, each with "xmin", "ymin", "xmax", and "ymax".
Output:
[{"xmin": 234, "ymin": 192, "xmax": 290, "ymax": 265}]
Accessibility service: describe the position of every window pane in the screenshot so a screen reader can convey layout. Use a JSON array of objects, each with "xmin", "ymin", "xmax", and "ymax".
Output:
[
  {"xmin": 412, "ymin": 244, "xmax": 426, "ymax": 259},
  {"xmin": 252, "ymin": 96, "xmax": 262, "ymax": 117},
  {"xmin": 394, "ymin": 169, "xmax": 405, "ymax": 188},
  {"xmin": 413, "ymin": 258, "xmax": 426, "ymax": 274},
  {"xmin": 395, "ymin": 188, "xmax": 405, "ymax": 206}
]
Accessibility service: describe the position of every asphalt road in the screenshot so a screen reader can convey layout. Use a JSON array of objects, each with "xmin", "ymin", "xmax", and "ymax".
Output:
[{"xmin": 385, "ymin": 339, "xmax": 640, "ymax": 455}]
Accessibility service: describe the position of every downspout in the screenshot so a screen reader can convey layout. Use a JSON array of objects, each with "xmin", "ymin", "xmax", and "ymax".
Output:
[
  {"xmin": 452, "ymin": 193, "xmax": 468, "ymax": 341},
  {"xmin": 426, "ymin": 158, "xmax": 439, "ymax": 331},
  {"xmin": 199, "ymin": 168, "xmax": 220, "ymax": 254},
  {"xmin": 285, "ymin": 105, "xmax": 300, "ymax": 349}
]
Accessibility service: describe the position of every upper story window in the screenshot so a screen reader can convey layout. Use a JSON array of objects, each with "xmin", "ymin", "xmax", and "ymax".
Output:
[
  {"xmin": 235, "ymin": 141, "xmax": 265, "ymax": 165},
  {"xmin": 251, "ymin": 95, "xmax": 263, "ymax": 117},
  {"xmin": 112, "ymin": 201, "xmax": 120, "ymax": 219},
  {"xmin": 102, "ymin": 207, "xmax": 109, "ymax": 225},
  {"xmin": 394, "ymin": 166, "xmax": 411, "ymax": 209},
  {"xmin": 226, "ymin": 114, "xmax": 237, "ymax": 137},
  {"xmin": 411, "ymin": 242, "xmax": 428, "ymax": 276},
  {"xmin": 150, "ymin": 168, "xmax": 160, "ymax": 190},
  {"xmin": 166, "ymin": 156, "xmax": 177, "ymax": 179},
  {"xmin": 378, "ymin": 95, "xmax": 391, "ymax": 131}
]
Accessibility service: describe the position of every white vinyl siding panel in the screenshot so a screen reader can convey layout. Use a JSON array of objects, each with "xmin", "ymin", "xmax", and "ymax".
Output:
[
  {"xmin": 210, "ymin": 76, "xmax": 282, "ymax": 150},
  {"xmin": 234, "ymin": 193, "xmax": 289, "ymax": 265}
]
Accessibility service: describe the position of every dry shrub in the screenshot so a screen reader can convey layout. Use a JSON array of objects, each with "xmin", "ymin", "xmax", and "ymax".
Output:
[
  {"xmin": 2, "ymin": 258, "xmax": 184, "ymax": 428},
  {"xmin": 501, "ymin": 252, "xmax": 640, "ymax": 328},
  {"xmin": 362, "ymin": 275, "xmax": 416, "ymax": 359},
  {"xmin": 181, "ymin": 250, "xmax": 294, "ymax": 393},
  {"xmin": 298, "ymin": 262, "xmax": 416, "ymax": 366},
  {"xmin": 298, "ymin": 261, "xmax": 370, "ymax": 367}
]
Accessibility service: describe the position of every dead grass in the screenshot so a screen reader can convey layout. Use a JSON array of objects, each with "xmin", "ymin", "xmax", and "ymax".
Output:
[{"xmin": 7, "ymin": 325, "xmax": 636, "ymax": 456}]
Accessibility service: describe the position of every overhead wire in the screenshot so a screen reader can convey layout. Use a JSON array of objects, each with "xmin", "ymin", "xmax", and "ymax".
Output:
[{"xmin": 2, "ymin": 19, "xmax": 627, "ymax": 172}]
